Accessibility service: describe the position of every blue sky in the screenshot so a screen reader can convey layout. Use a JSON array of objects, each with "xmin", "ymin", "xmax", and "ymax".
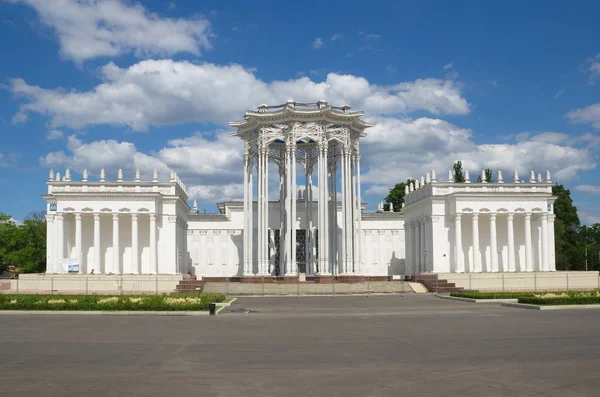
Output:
[{"xmin": 1, "ymin": 0, "xmax": 599, "ymax": 223}]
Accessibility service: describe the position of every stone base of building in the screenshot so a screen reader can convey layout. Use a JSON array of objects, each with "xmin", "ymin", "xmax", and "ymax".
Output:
[{"xmin": 438, "ymin": 271, "xmax": 600, "ymax": 292}]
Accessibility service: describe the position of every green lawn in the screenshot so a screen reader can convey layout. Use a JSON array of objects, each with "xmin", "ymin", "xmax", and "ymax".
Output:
[
  {"xmin": 0, "ymin": 293, "xmax": 226, "ymax": 311},
  {"xmin": 451, "ymin": 290, "xmax": 600, "ymax": 305}
]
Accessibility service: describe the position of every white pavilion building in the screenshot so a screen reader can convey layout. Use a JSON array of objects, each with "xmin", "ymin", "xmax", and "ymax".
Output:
[{"xmin": 43, "ymin": 101, "xmax": 557, "ymax": 280}]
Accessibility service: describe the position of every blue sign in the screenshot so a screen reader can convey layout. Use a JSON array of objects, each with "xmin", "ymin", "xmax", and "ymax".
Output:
[{"xmin": 49, "ymin": 203, "xmax": 57, "ymax": 211}]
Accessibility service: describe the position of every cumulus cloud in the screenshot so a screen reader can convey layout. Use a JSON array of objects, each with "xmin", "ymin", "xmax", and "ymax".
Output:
[
  {"xmin": 566, "ymin": 103, "xmax": 600, "ymax": 130},
  {"xmin": 587, "ymin": 53, "xmax": 600, "ymax": 80},
  {"xmin": 10, "ymin": 59, "xmax": 471, "ymax": 131},
  {"xmin": 312, "ymin": 37, "xmax": 324, "ymax": 49},
  {"xmin": 40, "ymin": 131, "xmax": 244, "ymax": 202},
  {"xmin": 330, "ymin": 33, "xmax": 343, "ymax": 41},
  {"xmin": 0, "ymin": 152, "xmax": 20, "ymax": 167},
  {"xmin": 360, "ymin": 117, "xmax": 596, "ymax": 186},
  {"xmin": 443, "ymin": 62, "xmax": 453, "ymax": 70},
  {"xmin": 6, "ymin": 0, "xmax": 212, "ymax": 63},
  {"xmin": 575, "ymin": 185, "xmax": 600, "ymax": 194},
  {"xmin": 46, "ymin": 129, "xmax": 64, "ymax": 140}
]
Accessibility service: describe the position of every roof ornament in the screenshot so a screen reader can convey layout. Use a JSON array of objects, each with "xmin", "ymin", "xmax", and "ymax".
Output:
[
  {"xmin": 258, "ymin": 104, "xmax": 268, "ymax": 113},
  {"xmin": 193, "ymin": 200, "xmax": 198, "ymax": 213},
  {"xmin": 117, "ymin": 169, "xmax": 123, "ymax": 182},
  {"xmin": 448, "ymin": 170, "xmax": 453, "ymax": 182},
  {"xmin": 431, "ymin": 170, "xmax": 437, "ymax": 183},
  {"xmin": 317, "ymin": 99, "xmax": 328, "ymax": 109},
  {"xmin": 389, "ymin": 202, "xmax": 394, "ymax": 212},
  {"xmin": 426, "ymin": 172, "xmax": 431, "ymax": 184},
  {"xmin": 377, "ymin": 201, "xmax": 383, "ymax": 212},
  {"xmin": 404, "ymin": 185, "xmax": 409, "ymax": 195},
  {"xmin": 465, "ymin": 170, "xmax": 471, "ymax": 183},
  {"xmin": 513, "ymin": 170, "xmax": 519, "ymax": 183},
  {"xmin": 410, "ymin": 182, "xmax": 415, "ymax": 192},
  {"xmin": 152, "ymin": 169, "xmax": 158, "ymax": 182},
  {"xmin": 82, "ymin": 169, "xmax": 88, "ymax": 182},
  {"xmin": 529, "ymin": 170, "xmax": 536, "ymax": 183},
  {"xmin": 481, "ymin": 169, "xmax": 487, "ymax": 183},
  {"xmin": 546, "ymin": 170, "xmax": 552, "ymax": 183},
  {"xmin": 135, "ymin": 169, "xmax": 141, "ymax": 182},
  {"xmin": 537, "ymin": 173, "xmax": 542, "ymax": 183},
  {"xmin": 48, "ymin": 169, "xmax": 54, "ymax": 181},
  {"xmin": 100, "ymin": 169, "xmax": 105, "ymax": 182},
  {"xmin": 55, "ymin": 171, "xmax": 61, "ymax": 182},
  {"xmin": 497, "ymin": 170, "xmax": 504, "ymax": 183},
  {"xmin": 170, "ymin": 169, "xmax": 176, "ymax": 182},
  {"xmin": 420, "ymin": 176, "xmax": 425, "ymax": 186},
  {"xmin": 285, "ymin": 99, "xmax": 295, "ymax": 109},
  {"xmin": 340, "ymin": 104, "xmax": 351, "ymax": 113},
  {"xmin": 65, "ymin": 169, "xmax": 71, "ymax": 181}
]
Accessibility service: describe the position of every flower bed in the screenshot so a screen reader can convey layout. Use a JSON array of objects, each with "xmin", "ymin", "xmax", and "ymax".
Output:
[
  {"xmin": 450, "ymin": 292, "xmax": 537, "ymax": 299},
  {"xmin": 518, "ymin": 291, "xmax": 600, "ymax": 305},
  {"xmin": 0, "ymin": 293, "xmax": 226, "ymax": 311}
]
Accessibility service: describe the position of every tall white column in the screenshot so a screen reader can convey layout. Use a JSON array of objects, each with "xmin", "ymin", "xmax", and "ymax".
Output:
[
  {"xmin": 331, "ymin": 163, "xmax": 337, "ymax": 274},
  {"xmin": 149, "ymin": 214, "xmax": 157, "ymax": 274},
  {"xmin": 112, "ymin": 213, "xmax": 120, "ymax": 274},
  {"xmin": 321, "ymin": 145, "xmax": 329, "ymax": 275},
  {"xmin": 243, "ymin": 152, "xmax": 250, "ymax": 275},
  {"xmin": 56, "ymin": 213, "xmax": 64, "ymax": 269},
  {"xmin": 548, "ymin": 214, "xmax": 556, "ymax": 270},
  {"xmin": 93, "ymin": 213, "xmax": 101, "ymax": 273},
  {"xmin": 454, "ymin": 214, "xmax": 464, "ymax": 273},
  {"xmin": 46, "ymin": 214, "xmax": 55, "ymax": 273},
  {"xmin": 340, "ymin": 150, "xmax": 346, "ymax": 274},
  {"xmin": 414, "ymin": 220, "xmax": 421, "ymax": 274},
  {"xmin": 356, "ymin": 154, "xmax": 362, "ymax": 275},
  {"xmin": 420, "ymin": 219, "xmax": 426, "ymax": 273},
  {"xmin": 131, "ymin": 213, "xmax": 139, "ymax": 274},
  {"xmin": 285, "ymin": 145, "xmax": 293, "ymax": 275},
  {"xmin": 541, "ymin": 213, "xmax": 549, "ymax": 271},
  {"xmin": 507, "ymin": 213, "xmax": 515, "ymax": 272},
  {"xmin": 345, "ymin": 150, "xmax": 352, "ymax": 274},
  {"xmin": 264, "ymin": 149, "xmax": 270, "ymax": 275},
  {"xmin": 291, "ymin": 145, "xmax": 297, "ymax": 274},
  {"xmin": 351, "ymin": 155, "xmax": 358, "ymax": 274},
  {"xmin": 257, "ymin": 150, "xmax": 263, "ymax": 274},
  {"xmin": 524, "ymin": 213, "xmax": 533, "ymax": 271},
  {"xmin": 75, "ymin": 213, "xmax": 82, "ymax": 273},
  {"xmin": 489, "ymin": 213, "xmax": 498, "ymax": 272},
  {"xmin": 472, "ymin": 213, "xmax": 480, "ymax": 272},
  {"xmin": 279, "ymin": 161, "xmax": 286, "ymax": 276},
  {"xmin": 308, "ymin": 168, "xmax": 314, "ymax": 274}
]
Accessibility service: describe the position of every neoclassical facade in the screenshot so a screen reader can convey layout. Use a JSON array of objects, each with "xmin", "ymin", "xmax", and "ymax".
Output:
[
  {"xmin": 403, "ymin": 169, "xmax": 556, "ymax": 273},
  {"xmin": 43, "ymin": 101, "xmax": 557, "ymax": 277}
]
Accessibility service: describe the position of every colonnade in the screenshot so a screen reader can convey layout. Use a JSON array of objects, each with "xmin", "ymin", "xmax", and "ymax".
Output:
[
  {"xmin": 46, "ymin": 212, "xmax": 158, "ymax": 274},
  {"xmin": 406, "ymin": 212, "xmax": 555, "ymax": 273},
  {"xmin": 242, "ymin": 142, "xmax": 363, "ymax": 276}
]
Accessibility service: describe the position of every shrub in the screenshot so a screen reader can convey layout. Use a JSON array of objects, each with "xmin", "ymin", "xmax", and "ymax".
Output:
[
  {"xmin": 518, "ymin": 296, "xmax": 600, "ymax": 305},
  {"xmin": 0, "ymin": 293, "xmax": 226, "ymax": 311},
  {"xmin": 450, "ymin": 292, "xmax": 537, "ymax": 299}
]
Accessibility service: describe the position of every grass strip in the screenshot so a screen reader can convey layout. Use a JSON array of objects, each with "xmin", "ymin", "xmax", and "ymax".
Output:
[
  {"xmin": 0, "ymin": 293, "xmax": 226, "ymax": 311},
  {"xmin": 518, "ymin": 296, "xmax": 600, "ymax": 305}
]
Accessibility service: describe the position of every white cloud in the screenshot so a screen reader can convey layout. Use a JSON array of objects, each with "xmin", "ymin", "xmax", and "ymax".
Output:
[
  {"xmin": 11, "ymin": 112, "xmax": 27, "ymax": 124},
  {"xmin": 359, "ymin": 31, "xmax": 380, "ymax": 40},
  {"xmin": 40, "ymin": 131, "xmax": 244, "ymax": 202},
  {"xmin": 587, "ymin": 53, "xmax": 600, "ymax": 80},
  {"xmin": 554, "ymin": 89, "xmax": 564, "ymax": 100},
  {"xmin": 330, "ymin": 33, "xmax": 343, "ymax": 41},
  {"xmin": 527, "ymin": 132, "xmax": 570, "ymax": 144},
  {"xmin": 0, "ymin": 152, "xmax": 20, "ymax": 167},
  {"xmin": 566, "ymin": 103, "xmax": 600, "ymax": 130},
  {"xmin": 360, "ymin": 117, "xmax": 596, "ymax": 187},
  {"xmin": 489, "ymin": 80, "xmax": 498, "ymax": 88},
  {"xmin": 575, "ymin": 185, "xmax": 600, "ymax": 194},
  {"xmin": 312, "ymin": 37, "xmax": 324, "ymax": 49},
  {"xmin": 365, "ymin": 185, "xmax": 391, "ymax": 196},
  {"xmin": 443, "ymin": 62, "xmax": 453, "ymax": 70},
  {"xmin": 7, "ymin": 0, "xmax": 212, "ymax": 63},
  {"xmin": 46, "ymin": 129, "xmax": 64, "ymax": 140},
  {"xmin": 10, "ymin": 59, "xmax": 471, "ymax": 131},
  {"xmin": 580, "ymin": 210, "xmax": 600, "ymax": 225}
]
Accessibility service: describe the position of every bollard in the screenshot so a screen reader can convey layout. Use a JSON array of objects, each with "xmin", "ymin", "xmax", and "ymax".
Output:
[
  {"xmin": 297, "ymin": 275, "xmax": 300, "ymax": 298},
  {"xmin": 208, "ymin": 303, "xmax": 216, "ymax": 316},
  {"xmin": 566, "ymin": 273, "xmax": 569, "ymax": 291}
]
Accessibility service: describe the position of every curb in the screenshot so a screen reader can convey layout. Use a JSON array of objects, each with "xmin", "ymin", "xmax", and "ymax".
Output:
[
  {"xmin": 224, "ymin": 292, "xmax": 413, "ymax": 298},
  {"xmin": 0, "ymin": 310, "xmax": 209, "ymax": 316},
  {"xmin": 438, "ymin": 295, "xmax": 518, "ymax": 304},
  {"xmin": 501, "ymin": 303, "xmax": 600, "ymax": 310}
]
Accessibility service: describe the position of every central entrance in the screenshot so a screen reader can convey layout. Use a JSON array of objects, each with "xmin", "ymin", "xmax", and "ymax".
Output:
[{"xmin": 273, "ymin": 229, "xmax": 317, "ymax": 275}]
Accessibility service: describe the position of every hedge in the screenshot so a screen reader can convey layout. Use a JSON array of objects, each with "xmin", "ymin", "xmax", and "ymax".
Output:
[
  {"xmin": 518, "ymin": 297, "xmax": 600, "ymax": 306},
  {"xmin": 450, "ymin": 292, "xmax": 537, "ymax": 299},
  {"xmin": 0, "ymin": 293, "xmax": 226, "ymax": 311}
]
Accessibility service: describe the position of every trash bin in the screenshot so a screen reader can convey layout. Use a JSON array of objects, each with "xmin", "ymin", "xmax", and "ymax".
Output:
[{"xmin": 208, "ymin": 303, "xmax": 216, "ymax": 316}]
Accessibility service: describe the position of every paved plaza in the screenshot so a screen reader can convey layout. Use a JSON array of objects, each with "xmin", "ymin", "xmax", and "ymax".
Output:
[{"xmin": 1, "ymin": 295, "xmax": 600, "ymax": 396}]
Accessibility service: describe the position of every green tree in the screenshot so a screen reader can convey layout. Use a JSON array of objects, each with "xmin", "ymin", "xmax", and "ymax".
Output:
[
  {"xmin": 453, "ymin": 161, "xmax": 464, "ymax": 183},
  {"xmin": 552, "ymin": 185, "xmax": 585, "ymax": 270},
  {"xmin": 0, "ymin": 212, "xmax": 47, "ymax": 275},
  {"xmin": 385, "ymin": 179, "xmax": 416, "ymax": 211},
  {"xmin": 477, "ymin": 168, "xmax": 494, "ymax": 183}
]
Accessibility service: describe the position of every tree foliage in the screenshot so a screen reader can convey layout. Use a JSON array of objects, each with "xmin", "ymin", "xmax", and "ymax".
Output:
[
  {"xmin": 453, "ymin": 161, "xmax": 464, "ymax": 183},
  {"xmin": 385, "ymin": 179, "xmax": 416, "ymax": 212},
  {"xmin": 0, "ymin": 212, "xmax": 46, "ymax": 275}
]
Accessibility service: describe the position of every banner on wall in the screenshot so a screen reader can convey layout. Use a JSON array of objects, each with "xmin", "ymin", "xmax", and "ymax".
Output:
[{"xmin": 57, "ymin": 258, "xmax": 80, "ymax": 274}]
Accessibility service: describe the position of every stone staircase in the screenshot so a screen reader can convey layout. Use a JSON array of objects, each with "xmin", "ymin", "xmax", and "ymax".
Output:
[
  {"xmin": 173, "ymin": 276, "xmax": 205, "ymax": 294},
  {"xmin": 414, "ymin": 274, "xmax": 464, "ymax": 293}
]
